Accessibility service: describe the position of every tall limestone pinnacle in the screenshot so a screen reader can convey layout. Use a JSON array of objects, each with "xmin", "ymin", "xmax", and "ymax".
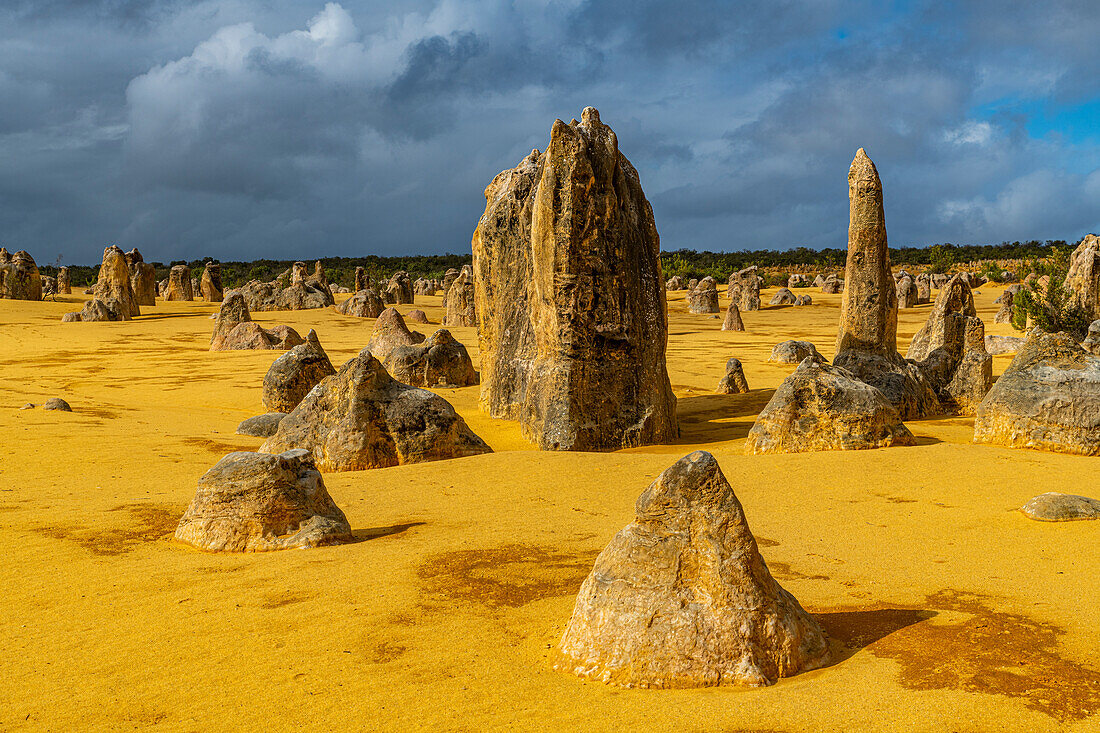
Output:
[
  {"xmin": 472, "ymin": 106, "xmax": 678, "ymax": 451},
  {"xmin": 836, "ymin": 148, "xmax": 897, "ymax": 357}
]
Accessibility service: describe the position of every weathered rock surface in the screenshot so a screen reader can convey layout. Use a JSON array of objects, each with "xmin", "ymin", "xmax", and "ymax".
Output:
[
  {"xmin": 210, "ymin": 292, "xmax": 303, "ymax": 351},
  {"xmin": 555, "ymin": 450, "xmax": 830, "ymax": 688},
  {"xmin": 897, "ymin": 276, "xmax": 916, "ymax": 308},
  {"xmin": 57, "ymin": 266, "xmax": 71, "ymax": 295},
  {"xmin": 383, "ymin": 329, "xmax": 479, "ymax": 388},
  {"xmin": 0, "ymin": 250, "xmax": 42, "ymax": 301},
  {"xmin": 769, "ymin": 288, "xmax": 796, "ymax": 306},
  {"xmin": 443, "ymin": 265, "xmax": 476, "ymax": 327},
  {"xmin": 41, "ymin": 276, "xmax": 57, "ymax": 297},
  {"xmin": 832, "ymin": 149, "xmax": 939, "ymax": 420},
  {"xmin": 687, "ymin": 276, "xmax": 719, "ymax": 314},
  {"xmin": 916, "ymin": 273, "xmax": 931, "ymax": 304},
  {"xmin": 200, "ymin": 262, "xmax": 223, "ymax": 302},
  {"xmin": 821, "ymin": 274, "xmax": 843, "ymax": 294},
  {"xmin": 974, "ymin": 331, "xmax": 1100, "ymax": 455},
  {"xmin": 335, "ymin": 288, "xmax": 384, "ymax": 318},
  {"xmin": 441, "ymin": 268, "xmax": 460, "ymax": 301},
  {"xmin": 405, "ymin": 309, "xmax": 429, "ymax": 324},
  {"xmin": 166, "ymin": 265, "xmax": 193, "ymax": 301},
  {"xmin": 994, "ymin": 284, "xmax": 1022, "ymax": 324},
  {"xmin": 43, "ymin": 398, "xmax": 71, "ymax": 412},
  {"xmin": 414, "ymin": 278, "xmax": 435, "ymax": 296},
  {"xmin": 1064, "ymin": 234, "xmax": 1100, "ymax": 322},
  {"xmin": 260, "ymin": 353, "xmax": 492, "ymax": 471},
  {"xmin": 262, "ymin": 330, "xmax": 336, "ymax": 413},
  {"xmin": 715, "ymin": 358, "xmax": 749, "ymax": 394},
  {"xmin": 746, "ymin": 357, "xmax": 913, "ymax": 454},
  {"xmin": 729, "ymin": 266, "xmax": 761, "ymax": 311},
  {"xmin": 354, "ymin": 267, "xmax": 369, "ymax": 292},
  {"xmin": 174, "ymin": 449, "xmax": 353, "ymax": 552},
  {"xmin": 471, "ymin": 107, "xmax": 678, "ymax": 450},
  {"xmin": 1020, "ymin": 492, "xmax": 1100, "ymax": 522},
  {"xmin": 384, "ymin": 271, "xmax": 414, "ymax": 305},
  {"xmin": 126, "ymin": 249, "xmax": 157, "ymax": 306},
  {"xmin": 365, "ymin": 308, "xmax": 425, "ymax": 363},
  {"xmin": 986, "ymin": 334, "xmax": 1026, "ymax": 355},
  {"xmin": 906, "ymin": 274, "xmax": 993, "ymax": 414},
  {"xmin": 769, "ymin": 340, "xmax": 822, "ymax": 364},
  {"xmin": 812, "ymin": 274, "xmax": 826, "ymax": 288},
  {"xmin": 1083, "ymin": 320, "xmax": 1100, "ymax": 355},
  {"xmin": 722, "ymin": 300, "xmax": 744, "ymax": 331},
  {"xmin": 237, "ymin": 412, "xmax": 288, "ymax": 438},
  {"xmin": 794, "ymin": 294, "xmax": 813, "ymax": 306},
  {"xmin": 63, "ymin": 298, "xmax": 130, "ymax": 322},
  {"xmin": 92, "ymin": 246, "xmax": 141, "ymax": 318},
  {"xmin": 665, "ymin": 275, "xmax": 684, "ymax": 291}
]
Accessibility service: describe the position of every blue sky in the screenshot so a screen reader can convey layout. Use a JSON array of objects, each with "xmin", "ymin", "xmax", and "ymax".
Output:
[{"xmin": 0, "ymin": 0, "xmax": 1098, "ymax": 265}]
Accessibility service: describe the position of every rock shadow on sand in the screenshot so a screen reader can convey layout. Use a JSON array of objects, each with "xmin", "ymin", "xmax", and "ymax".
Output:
[{"xmin": 675, "ymin": 390, "xmax": 776, "ymax": 444}]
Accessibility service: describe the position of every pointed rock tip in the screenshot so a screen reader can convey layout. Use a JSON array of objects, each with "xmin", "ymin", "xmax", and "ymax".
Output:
[
  {"xmin": 849, "ymin": 147, "xmax": 880, "ymax": 183},
  {"xmin": 581, "ymin": 106, "xmax": 600, "ymax": 124}
]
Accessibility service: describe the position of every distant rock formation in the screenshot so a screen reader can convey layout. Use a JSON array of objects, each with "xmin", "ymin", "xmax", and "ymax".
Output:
[
  {"xmin": 687, "ymin": 276, "xmax": 719, "ymax": 313},
  {"xmin": 746, "ymin": 357, "xmax": 913, "ymax": 454},
  {"xmin": 556, "ymin": 451, "xmax": 829, "ymax": 688},
  {"xmin": 441, "ymin": 268, "xmax": 460, "ymax": 302},
  {"xmin": 769, "ymin": 287, "xmax": 796, "ymax": 306},
  {"xmin": 175, "ymin": 449, "xmax": 353, "ymax": 552},
  {"xmin": 915, "ymin": 273, "xmax": 931, "ymax": 304},
  {"xmin": 126, "ymin": 249, "xmax": 157, "ymax": 306},
  {"xmin": 722, "ymin": 300, "xmax": 744, "ymax": 331},
  {"xmin": 665, "ymin": 275, "xmax": 684, "ymax": 291},
  {"xmin": 794, "ymin": 294, "xmax": 812, "ymax": 306},
  {"xmin": 93, "ymin": 245, "xmax": 140, "ymax": 318},
  {"xmin": 62, "ymin": 298, "xmax": 130, "ymax": 322},
  {"xmin": 260, "ymin": 353, "xmax": 492, "ymax": 471},
  {"xmin": 200, "ymin": 261, "xmax": 223, "ymax": 302},
  {"xmin": 354, "ymin": 266, "xmax": 369, "ymax": 292},
  {"xmin": 896, "ymin": 275, "xmax": 916, "ymax": 308},
  {"xmin": 365, "ymin": 307, "xmax": 425, "ymax": 362},
  {"xmin": 906, "ymin": 274, "xmax": 993, "ymax": 414},
  {"xmin": 728, "ymin": 266, "xmax": 761, "ymax": 311},
  {"xmin": 0, "ymin": 250, "xmax": 42, "ymax": 301},
  {"xmin": 383, "ymin": 329, "xmax": 479, "ymax": 388},
  {"xmin": 832, "ymin": 149, "xmax": 939, "ymax": 420},
  {"xmin": 974, "ymin": 331, "xmax": 1100, "ymax": 455},
  {"xmin": 994, "ymin": 284, "xmax": 1021, "ymax": 324},
  {"xmin": 335, "ymin": 288, "xmax": 384, "ymax": 318},
  {"xmin": 384, "ymin": 270, "xmax": 414, "ymax": 305},
  {"xmin": 822, "ymin": 274, "xmax": 844, "ymax": 294},
  {"xmin": 210, "ymin": 291, "xmax": 303, "ymax": 351},
  {"xmin": 471, "ymin": 107, "xmax": 677, "ymax": 450},
  {"xmin": 1064, "ymin": 234, "xmax": 1100, "ymax": 322},
  {"xmin": 769, "ymin": 340, "xmax": 822, "ymax": 364},
  {"xmin": 715, "ymin": 358, "xmax": 748, "ymax": 394},
  {"xmin": 166, "ymin": 265, "xmax": 194, "ymax": 301},
  {"xmin": 262, "ymin": 329, "xmax": 336, "ymax": 413},
  {"xmin": 443, "ymin": 264, "xmax": 476, "ymax": 327},
  {"xmin": 57, "ymin": 266, "xmax": 71, "ymax": 295}
]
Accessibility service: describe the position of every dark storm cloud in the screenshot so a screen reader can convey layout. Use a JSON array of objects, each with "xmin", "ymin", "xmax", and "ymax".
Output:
[{"xmin": 0, "ymin": 0, "xmax": 1097, "ymax": 265}]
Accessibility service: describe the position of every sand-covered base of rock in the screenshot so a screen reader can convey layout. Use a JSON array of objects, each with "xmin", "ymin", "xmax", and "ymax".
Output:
[{"xmin": 2, "ymin": 287, "xmax": 1099, "ymax": 731}]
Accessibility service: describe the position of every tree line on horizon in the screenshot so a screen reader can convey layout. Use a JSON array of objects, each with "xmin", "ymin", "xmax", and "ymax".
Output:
[{"xmin": 35, "ymin": 238, "xmax": 1073, "ymax": 289}]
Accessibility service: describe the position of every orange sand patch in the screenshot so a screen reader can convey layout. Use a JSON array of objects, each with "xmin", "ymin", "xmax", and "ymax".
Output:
[{"xmin": 1, "ymin": 287, "xmax": 1099, "ymax": 731}]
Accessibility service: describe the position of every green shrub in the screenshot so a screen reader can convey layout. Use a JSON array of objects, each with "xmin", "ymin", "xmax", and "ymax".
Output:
[{"xmin": 1011, "ymin": 247, "xmax": 1091, "ymax": 340}]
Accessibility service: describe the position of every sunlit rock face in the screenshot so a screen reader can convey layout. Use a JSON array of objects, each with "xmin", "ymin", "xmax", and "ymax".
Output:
[{"xmin": 471, "ymin": 107, "xmax": 677, "ymax": 451}]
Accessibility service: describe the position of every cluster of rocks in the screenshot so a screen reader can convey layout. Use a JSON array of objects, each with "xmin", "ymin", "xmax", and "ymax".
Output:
[
  {"xmin": 0, "ymin": 248, "xmax": 43, "ymax": 301},
  {"xmin": 233, "ymin": 261, "xmax": 335, "ymax": 311},
  {"xmin": 63, "ymin": 245, "xmax": 142, "ymax": 322},
  {"xmin": 209, "ymin": 292, "xmax": 304, "ymax": 350},
  {"xmin": 471, "ymin": 107, "xmax": 678, "ymax": 450}
]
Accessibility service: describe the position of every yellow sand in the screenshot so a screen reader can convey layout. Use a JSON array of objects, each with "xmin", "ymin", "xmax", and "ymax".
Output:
[{"xmin": 2, "ymin": 286, "xmax": 1099, "ymax": 732}]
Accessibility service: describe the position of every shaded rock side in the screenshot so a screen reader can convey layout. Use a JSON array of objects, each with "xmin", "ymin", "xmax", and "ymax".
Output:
[
  {"xmin": 165, "ymin": 265, "xmax": 194, "ymax": 301},
  {"xmin": 126, "ymin": 249, "xmax": 156, "ymax": 306},
  {"xmin": 471, "ymin": 107, "xmax": 677, "ymax": 450},
  {"xmin": 721, "ymin": 300, "xmax": 744, "ymax": 331},
  {"xmin": 365, "ymin": 307, "xmax": 425, "ymax": 363},
  {"xmin": 746, "ymin": 357, "xmax": 913, "ymax": 454},
  {"xmin": 769, "ymin": 288, "xmax": 796, "ymax": 306},
  {"xmin": 1021, "ymin": 492, "xmax": 1100, "ymax": 522},
  {"xmin": 555, "ymin": 450, "xmax": 830, "ymax": 688},
  {"xmin": 715, "ymin": 358, "xmax": 748, "ymax": 394},
  {"xmin": 0, "ymin": 251, "xmax": 43, "ymax": 301},
  {"xmin": 200, "ymin": 262, "xmax": 223, "ymax": 302},
  {"xmin": 443, "ymin": 265, "xmax": 476, "ymax": 327},
  {"xmin": 354, "ymin": 267, "xmax": 369, "ymax": 292},
  {"xmin": 383, "ymin": 329, "xmax": 478, "ymax": 387},
  {"xmin": 174, "ymin": 449, "xmax": 353, "ymax": 552},
  {"xmin": 262, "ymin": 329, "xmax": 336, "ymax": 413},
  {"xmin": 973, "ymin": 330, "xmax": 1100, "ymax": 455},
  {"xmin": 769, "ymin": 340, "xmax": 822, "ymax": 364},
  {"xmin": 63, "ymin": 298, "xmax": 130, "ymax": 322},
  {"xmin": 237, "ymin": 413, "xmax": 287, "ymax": 438},
  {"xmin": 335, "ymin": 288, "xmax": 384, "ymax": 318},
  {"xmin": 260, "ymin": 353, "xmax": 492, "ymax": 471},
  {"xmin": 1064, "ymin": 234, "xmax": 1100, "ymax": 322},
  {"xmin": 687, "ymin": 277, "xmax": 720, "ymax": 313},
  {"xmin": 57, "ymin": 266, "xmax": 71, "ymax": 294},
  {"xmin": 93, "ymin": 245, "xmax": 140, "ymax": 318},
  {"xmin": 210, "ymin": 291, "xmax": 303, "ymax": 351},
  {"xmin": 384, "ymin": 271, "xmax": 414, "ymax": 305}
]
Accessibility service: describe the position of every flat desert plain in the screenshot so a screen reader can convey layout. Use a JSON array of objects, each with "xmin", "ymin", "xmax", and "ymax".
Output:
[{"xmin": 2, "ymin": 285, "xmax": 1099, "ymax": 732}]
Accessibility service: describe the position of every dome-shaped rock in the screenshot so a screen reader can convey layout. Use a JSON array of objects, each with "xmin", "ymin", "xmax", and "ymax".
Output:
[{"xmin": 262, "ymin": 329, "xmax": 336, "ymax": 413}]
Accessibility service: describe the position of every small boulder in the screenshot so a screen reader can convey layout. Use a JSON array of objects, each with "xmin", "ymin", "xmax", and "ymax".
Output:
[
  {"xmin": 985, "ymin": 334, "xmax": 1026, "ymax": 355},
  {"xmin": 262, "ymin": 330, "xmax": 336, "ymax": 413},
  {"xmin": 746, "ymin": 357, "xmax": 913, "ymax": 454},
  {"xmin": 1020, "ymin": 492, "xmax": 1100, "ymax": 522},
  {"xmin": 721, "ymin": 300, "xmax": 744, "ymax": 331},
  {"xmin": 335, "ymin": 288, "xmax": 384, "ymax": 318},
  {"xmin": 687, "ymin": 277, "xmax": 720, "ymax": 314},
  {"xmin": 236, "ymin": 413, "xmax": 288, "ymax": 438},
  {"xmin": 555, "ymin": 451, "xmax": 830, "ymax": 688},
  {"xmin": 382, "ymin": 329, "xmax": 478, "ymax": 388},
  {"xmin": 405, "ymin": 309, "xmax": 429, "ymax": 324},
  {"xmin": 43, "ymin": 398, "xmax": 71, "ymax": 412},
  {"xmin": 715, "ymin": 358, "xmax": 749, "ymax": 394},
  {"xmin": 794, "ymin": 294, "xmax": 812, "ymax": 306},
  {"xmin": 769, "ymin": 340, "xmax": 822, "ymax": 364},
  {"xmin": 366, "ymin": 307, "xmax": 425, "ymax": 363},
  {"xmin": 260, "ymin": 353, "xmax": 492, "ymax": 471},
  {"xmin": 769, "ymin": 288, "xmax": 796, "ymax": 306},
  {"xmin": 210, "ymin": 292, "xmax": 302, "ymax": 351},
  {"xmin": 174, "ymin": 449, "xmax": 353, "ymax": 552},
  {"xmin": 821, "ymin": 275, "xmax": 843, "ymax": 294}
]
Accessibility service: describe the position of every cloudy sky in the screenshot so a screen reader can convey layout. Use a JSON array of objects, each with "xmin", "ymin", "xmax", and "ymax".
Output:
[{"xmin": 1, "ymin": 0, "xmax": 1098, "ymax": 265}]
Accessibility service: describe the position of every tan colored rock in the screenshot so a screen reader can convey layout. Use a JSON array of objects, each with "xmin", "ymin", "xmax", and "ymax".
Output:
[
  {"xmin": 126, "ymin": 249, "xmax": 156, "ymax": 306},
  {"xmin": 974, "ymin": 331, "xmax": 1100, "ymax": 455},
  {"xmin": 897, "ymin": 276, "xmax": 916, "ymax": 308},
  {"xmin": 0, "ymin": 250, "xmax": 42, "ymax": 301},
  {"xmin": 986, "ymin": 333, "xmax": 1026, "ymax": 355},
  {"xmin": 57, "ymin": 266, "xmax": 71, "ymax": 294},
  {"xmin": 715, "ymin": 358, "xmax": 748, "ymax": 394},
  {"xmin": 472, "ymin": 108, "xmax": 677, "ymax": 450},
  {"xmin": 210, "ymin": 291, "xmax": 302, "ymax": 351},
  {"xmin": 994, "ymin": 284, "xmax": 1021, "ymax": 324},
  {"xmin": 200, "ymin": 261, "xmax": 223, "ymax": 302},
  {"xmin": 174, "ymin": 449, "xmax": 353, "ymax": 552},
  {"xmin": 92, "ymin": 246, "xmax": 140, "ymax": 317},
  {"xmin": 335, "ymin": 288, "xmax": 384, "ymax": 318},
  {"xmin": 366, "ymin": 307, "xmax": 425, "ymax": 362},
  {"xmin": 1021, "ymin": 492, "xmax": 1100, "ymax": 522},
  {"xmin": 769, "ymin": 340, "xmax": 822, "ymax": 364},
  {"xmin": 722, "ymin": 300, "xmax": 744, "ymax": 331},
  {"xmin": 441, "ymin": 268, "xmax": 460, "ymax": 302},
  {"xmin": 443, "ymin": 265, "xmax": 476, "ymax": 327},
  {"xmin": 384, "ymin": 270, "xmax": 413, "ymax": 305},
  {"xmin": 1064, "ymin": 234, "xmax": 1100, "ymax": 322},
  {"xmin": 832, "ymin": 150, "xmax": 939, "ymax": 420},
  {"xmin": 794, "ymin": 294, "xmax": 812, "ymax": 306},
  {"xmin": 555, "ymin": 450, "xmax": 830, "ymax": 688},
  {"xmin": 666, "ymin": 275, "xmax": 684, "ymax": 290},
  {"xmin": 236, "ymin": 412, "xmax": 287, "ymax": 438},
  {"xmin": 262, "ymin": 329, "xmax": 336, "ymax": 413},
  {"xmin": 260, "ymin": 353, "xmax": 492, "ymax": 471},
  {"xmin": 822, "ymin": 274, "xmax": 843, "ymax": 294},
  {"xmin": 383, "ymin": 328, "xmax": 478, "ymax": 387},
  {"xmin": 1083, "ymin": 320, "xmax": 1100, "ymax": 355},
  {"xmin": 354, "ymin": 267, "xmax": 369, "ymax": 292},
  {"xmin": 165, "ymin": 265, "xmax": 193, "ymax": 301},
  {"xmin": 769, "ymin": 287, "xmax": 796, "ymax": 306},
  {"xmin": 729, "ymin": 266, "xmax": 761, "ymax": 311},
  {"xmin": 746, "ymin": 357, "xmax": 913, "ymax": 454},
  {"xmin": 687, "ymin": 276, "xmax": 719, "ymax": 313},
  {"xmin": 916, "ymin": 273, "xmax": 931, "ymax": 304},
  {"xmin": 406, "ymin": 309, "xmax": 429, "ymax": 324},
  {"xmin": 63, "ymin": 298, "xmax": 130, "ymax": 322}
]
